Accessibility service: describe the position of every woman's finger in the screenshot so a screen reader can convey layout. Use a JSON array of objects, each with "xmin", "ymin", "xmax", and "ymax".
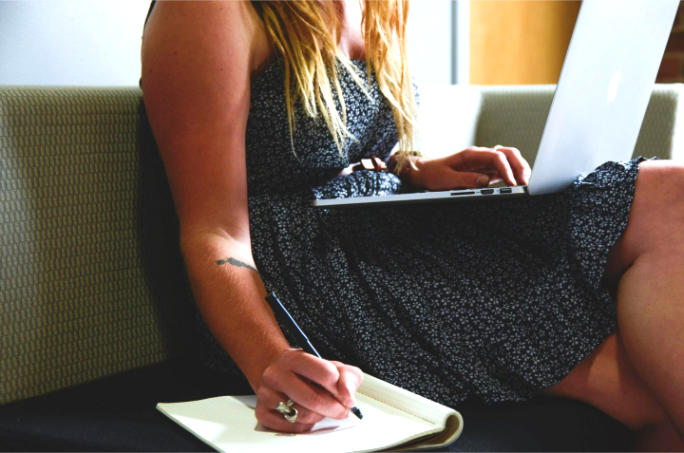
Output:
[
  {"xmin": 254, "ymin": 399, "xmax": 317, "ymax": 433},
  {"xmin": 332, "ymin": 362, "xmax": 363, "ymax": 407},
  {"xmin": 256, "ymin": 386, "xmax": 325, "ymax": 427},
  {"xmin": 277, "ymin": 349, "xmax": 342, "ymax": 396},
  {"xmin": 262, "ymin": 350, "xmax": 350, "ymax": 419},
  {"xmin": 450, "ymin": 147, "xmax": 517, "ymax": 186},
  {"xmin": 418, "ymin": 164, "xmax": 490, "ymax": 190},
  {"xmin": 446, "ymin": 169, "xmax": 490, "ymax": 189},
  {"xmin": 494, "ymin": 145, "xmax": 531, "ymax": 185},
  {"xmin": 263, "ymin": 370, "xmax": 349, "ymax": 420}
]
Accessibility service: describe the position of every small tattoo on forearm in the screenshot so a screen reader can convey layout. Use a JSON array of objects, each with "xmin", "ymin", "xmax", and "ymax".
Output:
[{"xmin": 216, "ymin": 257, "xmax": 257, "ymax": 273}]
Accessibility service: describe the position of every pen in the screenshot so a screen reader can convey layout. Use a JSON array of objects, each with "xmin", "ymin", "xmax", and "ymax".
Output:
[{"xmin": 265, "ymin": 292, "xmax": 363, "ymax": 420}]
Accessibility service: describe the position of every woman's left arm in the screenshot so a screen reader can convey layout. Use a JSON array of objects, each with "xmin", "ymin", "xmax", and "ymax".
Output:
[{"xmin": 398, "ymin": 146, "xmax": 531, "ymax": 190}]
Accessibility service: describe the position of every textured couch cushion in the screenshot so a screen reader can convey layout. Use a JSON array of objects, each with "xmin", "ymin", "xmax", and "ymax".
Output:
[
  {"xmin": 0, "ymin": 87, "xmax": 170, "ymax": 404},
  {"xmin": 0, "ymin": 87, "xmax": 197, "ymax": 405}
]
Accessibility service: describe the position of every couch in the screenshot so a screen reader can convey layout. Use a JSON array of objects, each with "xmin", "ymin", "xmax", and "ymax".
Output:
[{"xmin": 1, "ymin": 84, "xmax": 683, "ymax": 451}]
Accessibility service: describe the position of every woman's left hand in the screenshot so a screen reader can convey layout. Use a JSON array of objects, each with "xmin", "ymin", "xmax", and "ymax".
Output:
[{"xmin": 406, "ymin": 146, "xmax": 531, "ymax": 191}]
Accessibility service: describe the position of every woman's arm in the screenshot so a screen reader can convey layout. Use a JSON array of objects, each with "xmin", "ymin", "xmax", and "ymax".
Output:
[
  {"xmin": 142, "ymin": 1, "xmax": 361, "ymax": 432},
  {"xmin": 142, "ymin": 0, "xmax": 278, "ymax": 387}
]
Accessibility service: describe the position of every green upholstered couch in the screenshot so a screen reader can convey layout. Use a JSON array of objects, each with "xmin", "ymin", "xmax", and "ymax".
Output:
[{"xmin": 1, "ymin": 84, "xmax": 682, "ymax": 451}]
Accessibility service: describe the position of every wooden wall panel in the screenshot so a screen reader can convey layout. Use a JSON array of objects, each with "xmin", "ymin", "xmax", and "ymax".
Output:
[
  {"xmin": 658, "ymin": 2, "xmax": 684, "ymax": 82},
  {"xmin": 470, "ymin": 1, "xmax": 580, "ymax": 85}
]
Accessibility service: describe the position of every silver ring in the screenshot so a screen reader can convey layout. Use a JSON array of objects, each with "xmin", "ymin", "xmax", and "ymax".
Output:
[{"xmin": 275, "ymin": 399, "xmax": 298, "ymax": 423}]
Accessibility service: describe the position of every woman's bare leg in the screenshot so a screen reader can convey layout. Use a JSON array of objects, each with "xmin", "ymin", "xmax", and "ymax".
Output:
[
  {"xmin": 545, "ymin": 160, "xmax": 684, "ymax": 450},
  {"xmin": 545, "ymin": 333, "xmax": 683, "ymax": 450},
  {"xmin": 608, "ymin": 160, "xmax": 684, "ymax": 433}
]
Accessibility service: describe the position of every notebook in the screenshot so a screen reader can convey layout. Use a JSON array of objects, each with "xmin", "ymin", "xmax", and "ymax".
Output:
[
  {"xmin": 313, "ymin": 0, "xmax": 679, "ymax": 208},
  {"xmin": 157, "ymin": 373, "xmax": 463, "ymax": 453}
]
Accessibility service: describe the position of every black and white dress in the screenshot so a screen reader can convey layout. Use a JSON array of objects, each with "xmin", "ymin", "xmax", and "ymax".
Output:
[{"xmin": 201, "ymin": 57, "xmax": 640, "ymax": 408}]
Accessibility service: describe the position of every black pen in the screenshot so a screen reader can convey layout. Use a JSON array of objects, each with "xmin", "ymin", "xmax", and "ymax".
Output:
[{"xmin": 265, "ymin": 292, "xmax": 363, "ymax": 420}]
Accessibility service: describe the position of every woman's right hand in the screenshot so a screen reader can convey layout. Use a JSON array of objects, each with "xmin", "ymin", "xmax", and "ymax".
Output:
[{"xmin": 255, "ymin": 348, "xmax": 363, "ymax": 433}]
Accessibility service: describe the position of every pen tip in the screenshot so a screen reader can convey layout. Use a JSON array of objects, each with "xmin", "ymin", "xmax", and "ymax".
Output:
[{"xmin": 351, "ymin": 406, "xmax": 363, "ymax": 419}]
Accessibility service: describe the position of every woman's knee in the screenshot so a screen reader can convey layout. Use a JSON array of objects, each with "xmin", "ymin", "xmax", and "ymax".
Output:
[
  {"xmin": 611, "ymin": 160, "xmax": 684, "ymax": 266},
  {"xmin": 632, "ymin": 160, "xmax": 684, "ymax": 227}
]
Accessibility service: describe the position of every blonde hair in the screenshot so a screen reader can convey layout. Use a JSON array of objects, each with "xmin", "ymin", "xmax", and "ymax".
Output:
[{"xmin": 253, "ymin": 0, "xmax": 417, "ymax": 172}]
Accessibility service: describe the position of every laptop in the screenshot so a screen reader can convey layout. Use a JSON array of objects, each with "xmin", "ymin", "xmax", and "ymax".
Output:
[{"xmin": 313, "ymin": 0, "xmax": 679, "ymax": 208}]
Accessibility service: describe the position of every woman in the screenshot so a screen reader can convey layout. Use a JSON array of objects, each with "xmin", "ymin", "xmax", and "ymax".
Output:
[{"xmin": 141, "ymin": 1, "xmax": 683, "ymax": 447}]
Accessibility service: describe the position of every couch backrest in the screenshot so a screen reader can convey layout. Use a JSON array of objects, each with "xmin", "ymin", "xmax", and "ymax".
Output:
[
  {"xmin": 418, "ymin": 84, "xmax": 684, "ymax": 164},
  {"xmin": 0, "ymin": 87, "xmax": 193, "ymax": 404}
]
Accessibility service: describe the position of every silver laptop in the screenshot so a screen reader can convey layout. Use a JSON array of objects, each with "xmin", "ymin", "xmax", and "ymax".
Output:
[{"xmin": 313, "ymin": 0, "xmax": 678, "ymax": 208}]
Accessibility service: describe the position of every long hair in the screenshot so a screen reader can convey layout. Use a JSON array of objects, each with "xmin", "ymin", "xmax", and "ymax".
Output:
[{"xmin": 252, "ymin": 0, "xmax": 417, "ymax": 170}]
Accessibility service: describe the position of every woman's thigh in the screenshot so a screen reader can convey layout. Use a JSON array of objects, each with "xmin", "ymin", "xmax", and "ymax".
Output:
[{"xmin": 543, "ymin": 333, "xmax": 666, "ymax": 430}]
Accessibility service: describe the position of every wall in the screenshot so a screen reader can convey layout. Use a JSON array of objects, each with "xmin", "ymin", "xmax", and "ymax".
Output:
[
  {"xmin": 469, "ymin": 0, "xmax": 581, "ymax": 85},
  {"xmin": 469, "ymin": 0, "xmax": 683, "ymax": 86},
  {"xmin": 658, "ymin": 2, "xmax": 684, "ymax": 82},
  {"xmin": 0, "ymin": 0, "xmax": 150, "ymax": 86},
  {"xmin": 406, "ymin": 0, "xmax": 454, "ymax": 85},
  {"xmin": 0, "ymin": 0, "xmax": 454, "ymax": 87}
]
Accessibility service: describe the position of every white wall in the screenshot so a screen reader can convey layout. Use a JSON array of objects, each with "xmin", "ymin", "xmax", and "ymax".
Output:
[
  {"xmin": 0, "ymin": 0, "xmax": 456, "ymax": 87},
  {"xmin": 406, "ymin": 0, "xmax": 454, "ymax": 86},
  {"xmin": 0, "ymin": 0, "xmax": 150, "ymax": 86}
]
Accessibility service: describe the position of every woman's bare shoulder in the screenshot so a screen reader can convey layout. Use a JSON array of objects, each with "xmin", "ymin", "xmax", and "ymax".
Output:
[
  {"xmin": 143, "ymin": 0, "xmax": 270, "ymax": 76},
  {"xmin": 141, "ymin": 0, "xmax": 269, "ymax": 148}
]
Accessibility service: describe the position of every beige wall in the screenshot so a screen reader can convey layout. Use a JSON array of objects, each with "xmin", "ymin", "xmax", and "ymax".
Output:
[{"xmin": 470, "ymin": 0, "xmax": 581, "ymax": 85}]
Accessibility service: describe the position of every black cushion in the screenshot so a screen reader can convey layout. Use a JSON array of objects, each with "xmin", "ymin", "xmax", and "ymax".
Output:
[
  {"xmin": 0, "ymin": 360, "xmax": 249, "ymax": 452},
  {"xmin": 439, "ymin": 397, "xmax": 633, "ymax": 452},
  {"xmin": 0, "ymin": 359, "xmax": 633, "ymax": 451}
]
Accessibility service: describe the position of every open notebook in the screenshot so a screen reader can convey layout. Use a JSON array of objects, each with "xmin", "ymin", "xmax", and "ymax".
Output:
[{"xmin": 157, "ymin": 373, "xmax": 463, "ymax": 453}]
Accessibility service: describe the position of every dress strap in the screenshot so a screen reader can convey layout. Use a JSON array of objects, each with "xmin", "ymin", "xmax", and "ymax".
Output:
[{"xmin": 144, "ymin": 0, "xmax": 156, "ymax": 28}]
